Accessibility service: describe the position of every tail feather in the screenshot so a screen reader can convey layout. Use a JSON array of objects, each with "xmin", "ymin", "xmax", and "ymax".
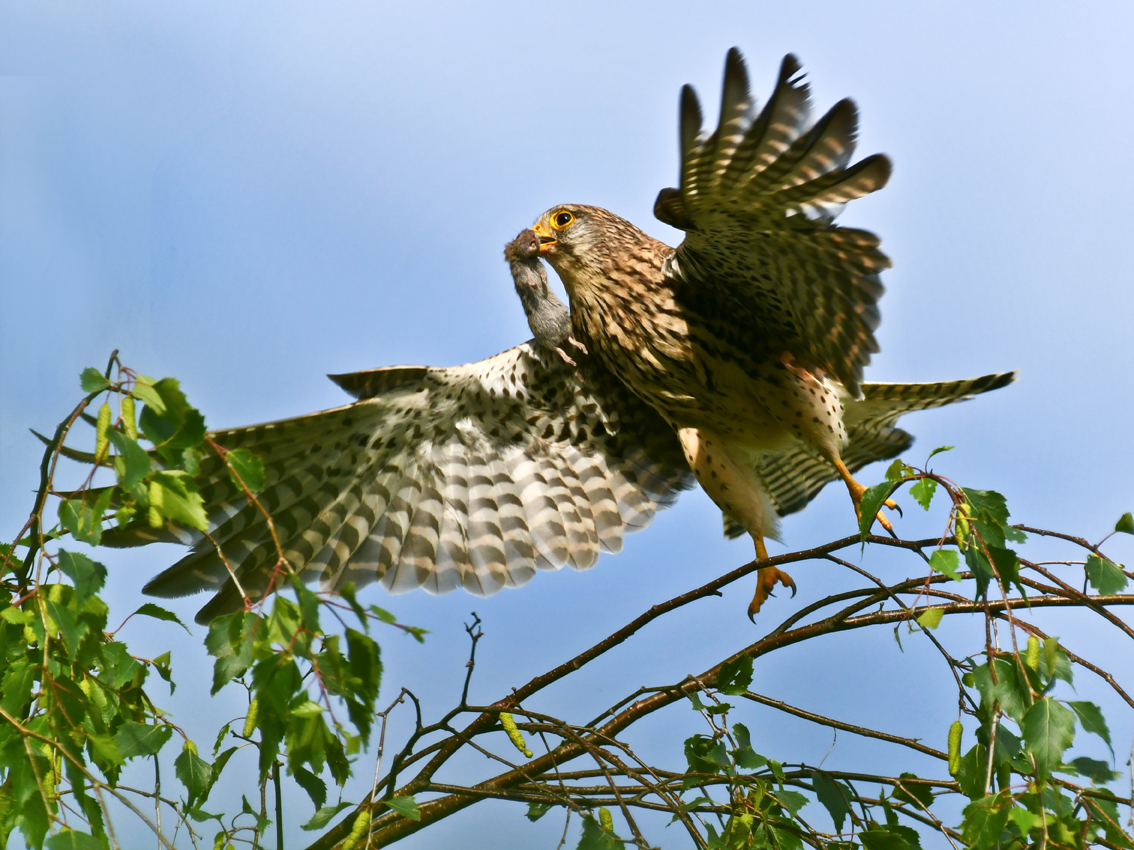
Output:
[{"xmin": 723, "ymin": 372, "xmax": 1017, "ymax": 538}]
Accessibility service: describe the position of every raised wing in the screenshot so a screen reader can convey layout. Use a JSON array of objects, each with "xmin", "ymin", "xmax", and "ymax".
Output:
[
  {"xmin": 723, "ymin": 373, "xmax": 1016, "ymax": 537},
  {"xmin": 656, "ymin": 49, "xmax": 892, "ymax": 397},
  {"xmin": 123, "ymin": 343, "xmax": 691, "ymax": 623}
]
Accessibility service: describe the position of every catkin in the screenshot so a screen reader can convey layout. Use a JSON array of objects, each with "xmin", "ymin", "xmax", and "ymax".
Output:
[
  {"xmin": 242, "ymin": 698, "xmax": 259, "ymax": 738},
  {"xmin": 147, "ymin": 480, "xmax": 164, "ymax": 528},
  {"xmin": 598, "ymin": 807, "xmax": 614, "ymax": 832},
  {"xmin": 121, "ymin": 395, "xmax": 138, "ymax": 440},
  {"xmin": 947, "ymin": 721, "xmax": 962, "ymax": 776},
  {"xmin": 500, "ymin": 712, "xmax": 533, "ymax": 758},
  {"xmin": 95, "ymin": 403, "xmax": 111, "ymax": 461},
  {"xmin": 341, "ymin": 810, "xmax": 370, "ymax": 850}
]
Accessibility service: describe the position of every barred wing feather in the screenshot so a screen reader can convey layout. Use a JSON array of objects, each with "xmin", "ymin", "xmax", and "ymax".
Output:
[
  {"xmin": 656, "ymin": 49, "xmax": 892, "ymax": 397},
  {"xmin": 124, "ymin": 342, "xmax": 691, "ymax": 623}
]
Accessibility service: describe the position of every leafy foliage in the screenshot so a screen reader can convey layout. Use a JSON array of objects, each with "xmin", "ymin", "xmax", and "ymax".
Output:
[
  {"xmin": 0, "ymin": 356, "xmax": 404, "ymax": 849},
  {"xmin": 3, "ymin": 356, "xmax": 1133, "ymax": 850}
]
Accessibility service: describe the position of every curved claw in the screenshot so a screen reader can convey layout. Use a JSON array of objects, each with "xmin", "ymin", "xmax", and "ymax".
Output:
[
  {"xmin": 885, "ymin": 498, "xmax": 903, "ymax": 519},
  {"xmin": 747, "ymin": 566, "xmax": 796, "ymax": 623}
]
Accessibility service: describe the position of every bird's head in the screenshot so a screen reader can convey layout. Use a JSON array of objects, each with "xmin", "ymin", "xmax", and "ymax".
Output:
[{"xmin": 531, "ymin": 204, "xmax": 657, "ymax": 298}]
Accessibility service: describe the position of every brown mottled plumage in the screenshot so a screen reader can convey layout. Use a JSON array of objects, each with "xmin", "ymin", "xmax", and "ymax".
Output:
[
  {"xmin": 96, "ymin": 48, "xmax": 1013, "ymax": 624},
  {"xmin": 530, "ymin": 50, "xmax": 1012, "ymax": 613}
]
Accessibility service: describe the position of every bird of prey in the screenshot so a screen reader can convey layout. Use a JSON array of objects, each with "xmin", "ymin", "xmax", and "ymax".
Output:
[
  {"xmin": 525, "ymin": 48, "xmax": 1014, "ymax": 610},
  {"xmin": 109, "ymin": 49, "xmax": 1013, "ymax": 624}
]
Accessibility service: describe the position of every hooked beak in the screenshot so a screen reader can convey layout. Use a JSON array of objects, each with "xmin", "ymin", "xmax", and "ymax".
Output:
[{"xmin": 531, "ymin": 222, "xmax": 556, "ymax": 253}]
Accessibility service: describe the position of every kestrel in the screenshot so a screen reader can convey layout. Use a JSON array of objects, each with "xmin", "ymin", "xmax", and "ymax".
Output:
[
  {"xmin": 109, "ymin": 50, "xmax": 1013, "ymax": 623},
  {"xmin": 527, "ymin": 49, "xmax": 1012, "ymax": 611}
]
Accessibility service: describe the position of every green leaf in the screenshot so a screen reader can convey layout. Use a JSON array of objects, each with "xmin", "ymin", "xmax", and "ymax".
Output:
[
  {"xmin": 973, "ymin": 659, "xmax": 1030, "ymax": 722},
  {"xmin": 116, "ymin": 721, "xmax": 173, "ymax": 759},
  {"xmin": 175, "ymin": 743, "xmax": 214, "ymax": 808},
  {"xmin": 301, "ymin": 802, "xmax": 354, "ymax": 831},
  {"xmin": 858, "ymin": 481, "xmax": 895, "ymax": 537},
  {"xmin": 226, "ymin": 448, "xmax": 265, "ymax": 493},
  {"xmin": 884, "ymin": 459, "xmax": 908, "ymax": 483},
  {"xmin": 929, "ymin": 549, "xmax": 961, "ymax": 581},
  {"xmin": 0, "ymin": 605, "xmax": 29, "ymax": 624},
  {"xmin": 811, "ymin": 770, "xmax": 851, "ymax": 832},
  {"xmin": 149, "ymin": 470, "xmax": 209, "ymax": 531},
  {"xmin": 131, "ymin": 376, "xmax": 165, "ymax": 412},
  {"xmin": 717, "ymin": 653, "xmax": 754, "ymax": 695},
  {"xmin": 106, "ymin": 428, "xmax": 151, "ymax": 490},
  {"xmin": 964, "ymin": 545, "xmax": 995, "ymax": 601},
  {"xmin": 293, "ymin": 765, "xmax": 327, "ymax": 810},
  {"xmin": 908, "ymin": 478, "xmax": 937, "ymax": 511},
  {"xmin": 206, "ymin": 612, "xmax": 258, "ymax": 693},
  {"xmin": 1068, "ymin": 701, "xmax": 1113, "ymax": 752},
  {"xmin": 730, "ymin": 722, "xmax": 767, "ymax": 770},
  {"xmin": 102, "ymin": 641, "xmax": 145, "ymax": 689},
  {"xmin": 1085, "ymin": 797, "xmax": 1134, "ymax": 849},
  {"xmin": 1116, "ymin": 513, "xmax": 1134, "ymax": 535},
  {"xmin": 57, "ymin": 550, "xmax": 107, "ymax": 602},
  {"xmin": 179, "ymin": 447, "xmax": 201, "ymax": 474},
  {"xmin": 776, "ymin": 789, "xmax": 809, "ymax": 817},
  {"xmin": 80, "ymin": 367, "xmax": 111, "ymax": 394},
  {"xmin": 1065, "ymin": 756, "xmax": 1118, "ymax": 783},
  {"xmin": 87, "ymin": 733, "xmax": 124, "ymax": 768},
  {"xmin": 130, "ymin": 602, "xmax": 190, "ymax": 632},
  {"xmin": 577, "ymin": 813, "xmax": 619, "ymax": 850},
  {"xmin": 46, "ymin": 829, "xmax": 104, "ymax": 850},
  {"xmin": 860, "ymin": 826, "xmax": 918, "ymax": 850},
  {"xmin": 152, "ymin": 651, "xmax": 175, "ymax": 694},
  {"xmin": 1022, "ymin": 697, "xmax": 1076, "ymax": 778},
  {"xmin": 961, "ymin": 792, "xmax": 1014, "ymax": 849},
  {"xmin": 369, "ymin": 605, "xmax": 397, "ymax": 624},
  {"xmin": 47, "ymin": 598, "xmax": 85, "ymax": 656},
  {"xmin": 955, "ymin": 743, "xmax": 987, "ymax": 800},
  {"xmin": 1085, "ymin": 554, "xmax": 1128, "ymax": 596},
  {"xmin": 292, "ymin": 700, "xmax": 324, "ymax": 719},
  {"xmin": 1, "ymin": 661, "xmax": 35, "ymax": 715},
  {"xmin": 137, "ymin": 377, "xmax": 207, "ymax": 455},
  {"xmin": 916, "ymin": 608, "xmax": 943, "ymax": 630},
  {"xmin": 961, "ymin": 488, "xmax": 1011, "ymax": 527},
  {"xmin": 385, "ymin": 795, "xmax": 420, "ymax": 821},
  {"xmin": 59, "ymin": 497, "xmax": 104, "ymax": 546},
  {"xmin": 684, "ymin": 734, "xmax": 730, "ymax": 776},
  {"xmin": 926, "ymin": 445, "xmax": 954, "ymax": 463},
  {"xmin": 893, "ymin": 773, "xmax": 934, "ymax": 810},
  {"xmin": 526, "ymin": 801, "xmax": 553, "ymax": 823}
]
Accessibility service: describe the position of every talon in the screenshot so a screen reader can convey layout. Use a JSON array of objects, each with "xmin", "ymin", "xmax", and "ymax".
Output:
[
  {"xmin": 747, "ymin": 566, "xmax": 796, "ymax": 622},
  {"xmin": 567, "ymin": 336, "xmax": 588, "ymax": 355},
  {"xmin": 885, "ymin": 498, "xmax": 903, "ymax": 518},
  {"xmin": 554, "ymin": 347, "xmax": 577, "ymax": 366}
]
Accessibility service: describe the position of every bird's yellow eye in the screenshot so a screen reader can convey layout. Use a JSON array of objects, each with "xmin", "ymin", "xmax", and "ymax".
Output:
[{"xmin": 552, "ymin": 210, "xmax": 575, "ymax": 229}]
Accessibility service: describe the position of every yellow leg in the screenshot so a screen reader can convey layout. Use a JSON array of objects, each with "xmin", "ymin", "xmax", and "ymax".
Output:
[
  {"xmin": 830, "ymin": 457, "xmax": 898, "ymax": 532},
  {"xmin": 747, "ymin": 536, "xmax": 795, "ymax": 622},
  {"xmin": 674, "ymin": 427, "xmax": 796, "ymax": 620}
]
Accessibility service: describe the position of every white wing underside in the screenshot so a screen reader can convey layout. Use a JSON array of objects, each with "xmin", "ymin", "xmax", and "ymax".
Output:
[{"xmin": 126, "ymin": 342, "xmax": 692, "ymax": 622}]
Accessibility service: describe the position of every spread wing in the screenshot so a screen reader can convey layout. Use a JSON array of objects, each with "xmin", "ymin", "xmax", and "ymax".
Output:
[
  {"xmin": 119, "ymin": 343, "xmax": 691, "ymax": 623},
  {"xmin": 723, "ymin": 373, "xmax": 1017, "ymax": 537},
  {"xmin": 656, "ymin": 49, "xmax": 892, "ymax": 397}
]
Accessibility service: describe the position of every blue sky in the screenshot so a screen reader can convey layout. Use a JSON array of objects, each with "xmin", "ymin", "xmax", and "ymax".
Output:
[{"xmin": 3, "ymin": 3, "xmax": 1133, "ymax": 847}]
